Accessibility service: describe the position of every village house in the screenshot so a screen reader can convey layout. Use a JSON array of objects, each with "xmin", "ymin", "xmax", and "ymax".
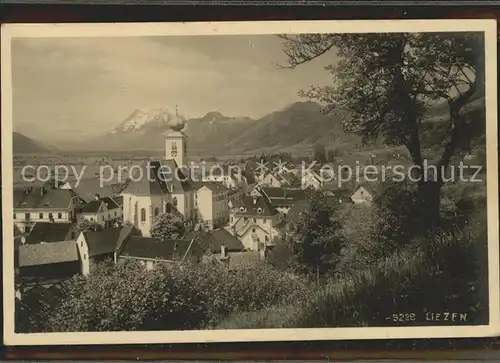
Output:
[
  {"xmin": 17, "ymin": 240, "xmax": 81, "ymax": 294},
  {"xmin": 252, "ymin": 186, "xmax": 306, "ymax": 215},
  {"xmin": 228, "ymin": 195, "xmax": 282, "ymax": 251},
  {"xmin": 23, "ymin": 222, "xmax": 79, "ymax": 245},
  {"xmin": 115, "ymin": 236, "xmax": 202, "ymax": 270},
  {"xmin": 202, "ymin": 164, "xmax": 247, "ymax": 190},
  {"xmin": 14, "ymin": 185, "xmax": 84, "ymax": 233},
  {"xmin": 258, "ymin": 171, "xmax": 299, "ymax": 188},
  {"xmin": 76, "ymin": 225, "xmax": 136, "ymax": 276},
  {"xmin": 77, "ymin": 195, "xmax": 122, "ymax": 227},
  {"xmin": 184, "ymin": 228, "xmax": 245, "ymax": 258},
  {"xmin": 351, "ymin": 185, "xmax": 374, "ymax": 204},
  {"xmin": 194, "ymin": 182, "xmax": 230, "ymax": 230}
]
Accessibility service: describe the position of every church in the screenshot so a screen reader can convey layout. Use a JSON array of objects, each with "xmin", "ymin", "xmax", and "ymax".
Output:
[{"xmin": 121, "ymin": 117, "xmax": 197, "ymax": 237}]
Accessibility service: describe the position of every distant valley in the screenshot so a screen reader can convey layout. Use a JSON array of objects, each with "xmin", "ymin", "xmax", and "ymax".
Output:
[{"xmin": 13, "ymin": 96, "xmax": 485, "ymax": 156}]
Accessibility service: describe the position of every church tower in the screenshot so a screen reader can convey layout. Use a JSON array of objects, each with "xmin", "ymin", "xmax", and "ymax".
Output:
[{"xmin": 165, "ymin": 105, "xmax": 187, "ymax": 168}]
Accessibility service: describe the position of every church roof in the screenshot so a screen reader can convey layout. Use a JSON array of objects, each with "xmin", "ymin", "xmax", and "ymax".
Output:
[{"xmin": 121, "ymin": 159, "xmax": 194, "ymax": 196}]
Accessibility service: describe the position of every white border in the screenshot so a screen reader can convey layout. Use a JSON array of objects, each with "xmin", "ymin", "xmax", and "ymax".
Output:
[{"xmin": 2, "ymin": 19, "xmax": 499, "ymax": 346}]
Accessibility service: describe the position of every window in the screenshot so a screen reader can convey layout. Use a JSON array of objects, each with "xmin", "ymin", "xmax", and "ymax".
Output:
[
  {"xmin": 90, "ymin": 217, "xmax": 94, "ymax": 221},
  {"xmin": 115, "ymin": 211, "xmax": 117, "ymax": 217},
  {"xmin": 265, "ymin": 236, "xmax": 269, "ymax": 242},
  {"xmin": 154, "ymin": 207, "xmax": 160, "ymax": 217},
  {"xmin": 39, "ymin": 213, "xmax": 43, "ymax": 219},
  {"xmin": 49, "ymin": 213, "xmax": 53, "ymax": 220},
  {"xmin": 83, "ymin": 253, "xmax": 87, "ymax": 259},
  {"xmin": 81, "ymin": 241, "xmax": 83, "ymax": 247},
  {"xmin": 252, "ymin": 228, "xmax": 256, "ymax": 233},
  {"xmin": 166, "ymin": 203, "xmax": 172, "ymax": 214},
  {"xmin": 58, "ymin": 213, "xmax": 62, "ymax": 219},
  {"xmin": 108, "ymin": 213, "xmax": 110, "ymax": 219},
  {"xmin": 13, "ymin": 213, "xmax": 16, "ymax": 219},
  {"xmin": 173, "ymin": 197, "xmax": 178, "ymax": 206},
  {"xmin": 25, "ymin": 213, "xmax": 30, "ymax": 220},
  {"xmin": 171, "ymin": 142, "xmax": 178, "ymax": 157},
  {"xmin": 253, "ymin": 218, "xmax": 257, "ymax": 223},
  {"xmin": 102, "ymin": 215, "xmax": 105, "ymax": 221},
  {"xmin": 140, "ymin": 208, "xmax": 146, "ymax": 222},
  {"xmin": 243, "ymin": 217, "xmax": 248, "ymax": 222}
]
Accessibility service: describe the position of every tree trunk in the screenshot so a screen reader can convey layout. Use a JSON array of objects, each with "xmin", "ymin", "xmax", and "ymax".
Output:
[{"xmin": 416, "ymin": 180, "xmax": 442, "ymax": 245}]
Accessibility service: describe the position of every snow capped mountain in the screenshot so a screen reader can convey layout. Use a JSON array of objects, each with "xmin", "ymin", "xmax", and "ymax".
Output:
[{"xmin": 110, "ymin": 105, "xmax": 186, "ymax": 134}]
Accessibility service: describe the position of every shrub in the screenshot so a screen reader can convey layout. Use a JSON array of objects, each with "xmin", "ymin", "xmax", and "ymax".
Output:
[{"xmin": 218, "ymin": 225, "xmax": 488, "ymax": 329}]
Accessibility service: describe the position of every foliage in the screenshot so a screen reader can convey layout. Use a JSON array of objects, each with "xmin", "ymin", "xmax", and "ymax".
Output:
[
  {"xmin": 219, "ymin": 223, "xmax": 488, "ymax": 329},
  {"xmin": 150, "ymin": 212, "xmax": 185, "ymax": 241},
  {"xmin": 280, "ymin": 33, "xmax": 485, "ymax": 230},
  {"xmin": 287, "ymin": 193, "xmax": 345, "ymax": 278},
  {"xmin": 37, "ymin": 260, "xmax": 311, "ymax": 332},
  {"xmin": 47, "ymin": 260, "xmax": 207, "ymax": 331},
  {"xmin": 76, "ymin": 219, "xmax": 103, "ymax": 232}
]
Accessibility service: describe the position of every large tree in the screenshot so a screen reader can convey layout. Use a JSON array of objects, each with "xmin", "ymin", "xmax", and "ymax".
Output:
[
  {"xmin": 150, "ymin": 212, "xmax": 186, "ymax": 241},
  {"xmin": 280, "ymin": 32, "xmax": 484, "ymax": 234},
  {"xmin": 288, "ymin": 192, "xmax": 345, "ymax": 279}
]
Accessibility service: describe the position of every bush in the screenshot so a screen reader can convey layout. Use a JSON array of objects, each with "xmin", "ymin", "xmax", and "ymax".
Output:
[
  {"xmin": 42, "ymin": 260, "xmax": 312, "ymax": 332},
  {"xmin": 218, "ymin": 225, "xmax": 488, "ymax": 329}
]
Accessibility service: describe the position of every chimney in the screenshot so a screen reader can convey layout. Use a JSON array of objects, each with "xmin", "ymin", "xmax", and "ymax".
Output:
[
  {"xmin": 220, "ymin": 244, "xmax": 226, "ymax": 258},
  {"xmin": 94, "ymin": 193, "xmax": 100, "ymax": 200},
  {"xmin": 40, "ymin": 187, "xmax": 45, "ymax": 196}
]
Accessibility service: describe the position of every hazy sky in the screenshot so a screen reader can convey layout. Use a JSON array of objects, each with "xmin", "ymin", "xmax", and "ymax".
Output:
[{"xmin": 12, "ymin": 35, "xmax": 336, "ymax": 138}]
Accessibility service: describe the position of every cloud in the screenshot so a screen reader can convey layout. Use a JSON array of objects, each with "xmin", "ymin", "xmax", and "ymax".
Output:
[{"xmin": 12, "ymin": 35, "xmax": 335, "ymax": 140}]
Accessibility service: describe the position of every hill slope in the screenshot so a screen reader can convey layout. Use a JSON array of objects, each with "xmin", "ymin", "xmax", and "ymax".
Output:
[
  {"xmin": 13, "ymin": 132, "xmax": 52, "ymax": 154},
  {"xmin": 67, "ymin": 102, "xmax": 361, "ymax": 154}
]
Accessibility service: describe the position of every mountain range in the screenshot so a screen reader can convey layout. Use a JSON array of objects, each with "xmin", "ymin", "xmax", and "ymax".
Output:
[
  {"xmin": 13, "ymin": 132, "xmax": 52, "ymax": 154},
  {"xmin": 13, "ymin": 97, "xmax": 484, "ymax": 156},
  {"xmin": 54, "ymin": 101, "xmax": 362, "ymax": 155}
]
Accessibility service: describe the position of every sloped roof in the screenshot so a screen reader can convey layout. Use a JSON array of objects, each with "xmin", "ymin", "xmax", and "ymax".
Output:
[
  {"xmin": 111, "ymin": 195, "xmax": 123, "ymax": 207},
  {"xmin": 80, "ymin": 200, "xmax": 103, "ymax": 214},
  {"xmin": 14, "ymin": 187, "xmax": 79, "ymax": 210},
  {"xmin": 101, "ymin": 196, "xmax": 120, "ymax": 210},
  {"xmin": 233, "ymin": 195, "xmax": 277, "ymax": 217},
  {"xmin": 119, "ymin": 236, "xmax": 200, "ymax": 261},
  {"xmin": 193, "ymin": 182, "xmax": 230, "ymax": 194},
  {"xmin": 83, "ymin": 227, "xmax": 123, "ymax": 257},
  {"xmin": 25, "ymin": 222, "xmax": 76, "ymax": 245},
  {"xmin": 121, "ymin": 159, "xmax": 193, "ymax": 196},
  {"xmin": 185, "ymin": 228, "xmax": 244, "ymax": 254},
  {"xmin": 19, "ymin": 240, "xmax": 79, "ymax": 267},
  {"xmin": 72, "ymin": 178, "xmax": 122, "ymax": 203}
]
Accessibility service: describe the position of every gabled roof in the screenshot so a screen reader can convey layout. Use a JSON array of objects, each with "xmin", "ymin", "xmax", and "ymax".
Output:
[
  {"xmin": 260, "ymin": 187, "xmax": 305, "ymax": 200},
  {"xmin": 25, "ymin": 222, "xmax": 76, "ymax": 245},
  {"xmin": 232, "ymin": 195, "xmax": 277, "ymax": 217},
  {"xmin": 14, "ymin": 187, "xmax": 80, "ymax": 210},
  {"xmin": 72, "ymin": 178, "xmax": 125, "ymax": 203},
  {"xmin": 119, "ymin": 236, "xmax": 200, "ymax": 261},
  {"xmin": 19, "ymin": 240, "xmax": 79, "ymax": 267},
  {"xmin": 101, "ymin": 196, "xmax": 120, "ymax": 210},
  {"xmin": 112, "ymin": 195, "xmax": 124, "ymax": 207},
  {"xmin": 82, "ymin": 227, "xmax": 123, "ymax": 257},
  {"xmin": 80, "ymin": 200, "xmax": 103, "ymax": 214},
  {"xmin": 184, "ymin": 228, "xmax": 244, "ymax": 254},
  {"xmin": 193, "ymin": 182, "xmax": 230, "ymax": 194}
]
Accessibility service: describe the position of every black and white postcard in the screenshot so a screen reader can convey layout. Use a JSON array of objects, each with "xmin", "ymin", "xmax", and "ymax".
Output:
[{"xmin": 2, "ymin": 20, "xmax": 499, "ymax": 345}]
